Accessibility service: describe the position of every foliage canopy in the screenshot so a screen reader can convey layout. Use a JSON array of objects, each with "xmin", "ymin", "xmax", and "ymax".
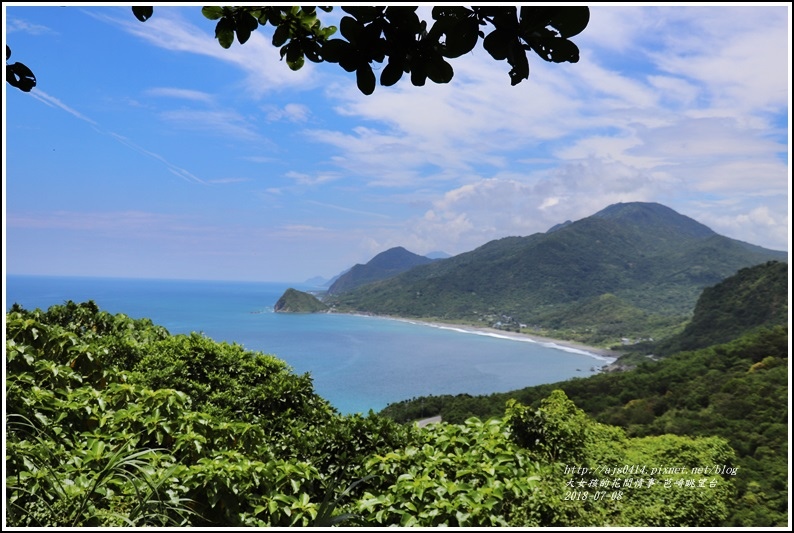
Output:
[
  {"xmin": 150, "ymin": 5, "xmax": 588, "ymax": 94},
  {"xmin": 6, "ymin": 300, "xmax": 739, "ymax": 527},
  {"xmin": 7, "ymin": 6, "xmax": 589, "ymax": 95}
]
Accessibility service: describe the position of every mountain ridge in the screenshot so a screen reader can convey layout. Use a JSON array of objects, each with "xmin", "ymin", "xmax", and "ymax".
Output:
[
  {"xmin": 325, "ymin": 202, "xmax": 786, "ymax": 346},
  {"xmin": 326, "ymin": 246, "xmax": 440, "ymax": 295}
]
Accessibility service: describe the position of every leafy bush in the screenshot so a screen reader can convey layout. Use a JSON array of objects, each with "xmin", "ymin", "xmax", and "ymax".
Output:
[{"xmin": 6, "ymin": 301, "xmax": 742, "ymax": 527}]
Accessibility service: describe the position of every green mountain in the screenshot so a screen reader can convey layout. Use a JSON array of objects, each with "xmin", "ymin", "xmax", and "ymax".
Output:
[
  {"xmin": 379, "ymin": 261, "xmax": 791, "ymax": 525},
  {"xmin": 326, "ymin": 246, "xmax": 438, "ymax": 295},
  {"xmin": 649, "ymin": 260, "xmax": 789, "ymax": 355},
  {"xmin": 326, "ymin": 202, "xmax": 786, "ymax": 345},
  {"xmin": 274, "ymin": 288, "xmax": 328, "ymax": 313}
]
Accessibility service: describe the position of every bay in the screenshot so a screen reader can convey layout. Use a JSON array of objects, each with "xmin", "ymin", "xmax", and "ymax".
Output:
[{"xmin": 5, "ymin": 275, "xmax": 613, "ymax": 415}]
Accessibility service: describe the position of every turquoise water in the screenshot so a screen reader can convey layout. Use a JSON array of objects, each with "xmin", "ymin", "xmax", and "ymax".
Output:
[{"xmin": 5, "ymin": 275, "xmax": 613, "ymax": 415}]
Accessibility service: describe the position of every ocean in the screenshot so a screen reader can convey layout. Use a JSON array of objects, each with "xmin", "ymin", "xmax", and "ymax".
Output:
[{"xmin": 4, "ymin": 275, "xmax": 614, "ymax": 415}]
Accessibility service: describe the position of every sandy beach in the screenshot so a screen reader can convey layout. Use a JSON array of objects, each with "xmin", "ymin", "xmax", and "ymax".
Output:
[{"xmin": 374, "ymin": 315, "xmax": 624, "ymax": 363}]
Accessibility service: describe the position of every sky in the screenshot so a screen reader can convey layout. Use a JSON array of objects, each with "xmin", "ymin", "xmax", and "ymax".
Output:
[{"xmin": 3, "ymin": 3, "xmax": 791, "ymax": 283}]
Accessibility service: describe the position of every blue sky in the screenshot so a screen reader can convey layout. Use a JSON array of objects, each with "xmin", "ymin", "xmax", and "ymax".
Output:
[{"xmin": 3, "ymin": 4, "xmax": 791, "ymax": 282}]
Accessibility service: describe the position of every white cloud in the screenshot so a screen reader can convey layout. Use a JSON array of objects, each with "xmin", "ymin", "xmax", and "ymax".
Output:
[
  {"xmin": 305, "ymin": 200, "xmax": 391, "ymax": 219},
  {"xmin": 690, "ymin": 202, "xmax": 790, "ymax": 252},
  {"xmin": 107, "ymin": 132, "xmax": 207, "ymax": 184},
  {"xmin": 572, "ymin": 61, "xmax": 659, "ymax": 110},
  {"xmin": 576, "ymin": 6, "xmax": 652, "ymax": 53},
  {"xmin": 158, "ymin": 109, "xmax": 262, "ymax": 141},
  {"xmin": 22, "ymin": 88, "xmax": 210, "ymax": 184},
  {"xmin": 12, "ymin": 5, "xmax": 786, "ymax": 281},
  {"xmin": 646, "ymin": 75, "xmax": 699, "ymax": 107},
  {"xmin": 7, "ymin": 210, "xmax": 189, "ymax": 232},
  {"xmin": 208, "ymin": 177, "xmax": 251, "ymax": 185},
  {"xmin": 144, "ymin": 5, "xmax": 789, "ymax": 257},
  {"xmin": 369, "ymin": 153, "xmax": 695, "ymax": 256},
  {"xmin": 146, "ymin": 87, "xmax": 214, "ymax": 103},
  {"xmin": 93, "ymin": 7, "xmax": 317, "ymax": 97},
  {"xmin": 277, "ymin": 224, "xmax": 329, "ymax": 234},
  {"xmin": 6, "ymin": 17, "xmax": 54, "ymax": 35},
  {"xmin": 265, "ymin": 103, "xmax": 311, "ymax": 123},
  {"xmin": 646, "ymin": 7, "xmax": 788, "ymax": 113},
  {"xmin": 28, "ymin": 90, "xmax": 98, "ymax": 126},
  {"xmin": 284, "ymin": 170, "xmax": 342, "ymax": 186}
]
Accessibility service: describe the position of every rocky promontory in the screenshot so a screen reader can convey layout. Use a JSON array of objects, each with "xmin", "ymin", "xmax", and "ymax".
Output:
[{"xmin": 274, "ymin": 288, "xmax": 329, "ymax": 313}]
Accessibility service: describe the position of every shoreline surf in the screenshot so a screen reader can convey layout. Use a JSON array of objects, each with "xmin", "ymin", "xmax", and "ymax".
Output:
[{"xmin": 335, "ymin": 311, "xmax": 623, "ymax": 365}]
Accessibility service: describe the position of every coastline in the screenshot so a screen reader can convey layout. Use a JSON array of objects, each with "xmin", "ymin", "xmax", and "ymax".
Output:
[{"xmin": 337, "ymin": 311, "xmax": 623, "ymax": 364}]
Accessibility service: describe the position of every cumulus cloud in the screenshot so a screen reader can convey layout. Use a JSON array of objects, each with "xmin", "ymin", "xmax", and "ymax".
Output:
[
  {"xmin": 379, "ymin": 157, "xmax": 663, "ymax": 256},
  {"xmin": 297, "ymin": 5, "xmax": 788, "ymax": 255},
  {"xmin": 20, "ymin": 5, "xmax": 785, "ymax": 280}
]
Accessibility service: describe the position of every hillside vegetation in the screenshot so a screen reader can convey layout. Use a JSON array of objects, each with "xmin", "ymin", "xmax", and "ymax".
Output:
[
  {"xmin": 649, "ymin": 260, "xmax": 788, "ymax": 355},
  {"xmin": 326, "ymin": 246, "xmax": 437, "ymax": 296},
  {"xmin": 380, "ymin": 260, "xmax": 790, "ymax": 526},
  {"xmin": 274, "ymin": 288, "xmax": 328, "ymax": 313},
  {"xmin": 6, "ymin": 300, "xmax": 740, "ymax": 527},
  {"xmin": 325, "ymin": 202, "xmax": 786, "ymax": 347}
]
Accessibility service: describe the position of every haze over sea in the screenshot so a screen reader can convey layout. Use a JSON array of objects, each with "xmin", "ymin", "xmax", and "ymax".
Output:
[{"xmin": 5, "ymin": 275, "xmax": 614, "ymax": 415}]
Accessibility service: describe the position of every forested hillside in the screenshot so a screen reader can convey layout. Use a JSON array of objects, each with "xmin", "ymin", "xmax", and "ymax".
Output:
[
  {"xmin": 326, "ymin": 247, "xmax": 437, "ymax": 296},
  {"xmin": 326, "ymin": 202, "xmax": 786, "ymax": 347},
  {"xmin": 649, "ymin": 260, "xmax": 788, "ymax": 355},
  {"xmin": 380, "ymin": 261, "xmax": 790, "ymax": 526},
  {"xmin": 6, "ymin": 300, "xmax": 741, "ymax": 527},
  {"xmin": 274, "ymin": 287, "xmax": 328, "ymax": 313}
]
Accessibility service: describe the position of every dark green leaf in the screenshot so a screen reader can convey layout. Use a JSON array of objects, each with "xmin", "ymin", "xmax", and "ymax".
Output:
[
  {"xmin": 410, "ymin": 64, "xmax": 427, "ymax": 87},
  {"xmin": 342, "ymin": 6, "xmax": 383, "ymax": 24},
  {"xmin": 550, "ymin": 38, "xmax": 580, "ymax": 63},
  {"xmin": 235, "ymin": 21, "xmax": 251, "ymax": 45},
  {"xmin": 340, "ymin": 16, "xmax": 364, "ymax": 42},
  {"xmin": 215, "ymin": 18, "xmax": 235, "ymax": 49},
  {"xmin": 384, "ymin": 6, "xmax": 419, "ymax": 27},
  {"xmin": 304, "ymin": 40, "xmax": 322, "ymax": 63},
  {"xmin": 549, "ymin": 7, "xmax": 590, "ymax": 38},
  {"xmin": 432, "ymin": 6, "xmax": 473, "ymax": 21},
  {"xmin": 242, "ymin": 9, "xmax": 261, "ymax": 30},
  {"xmin": 507, "ymin": 44, "xmax": 530, "ymax": 85},
  {"xmin": 438, "ymin": 16, "xmax": 480, "ymax": 58},
  {"xmin": 262, "ymin": 7, "xmax": 283, "ymax": 27},
  {"xmin": 482, "ymin": 28, "xmax": 512, "ymax": 61},
  {"xmin": 426, "ymin": 55, "xmax": 453, "ymax": 84},
  {"xmin": 532, "ymin": 37, "xmax": 580, "ymax": 63},
  {"xmin": 518, "ymin": 6, "xmax": 555, "ymax": 32},
  {"xmin": 201, "ymin": 6, "xmax": 224, "ymax": 20},
  {"xmin": 132, "ymin": 6, "xmax": 153, "ymax": 22},
  {"xmin": 273, "ymin": 24, "xmax": 290, "ymax": 47},
  {"xmin": 321, "ymin": 25, "xmax": 338, "ymax": 39},
  {"xmin": 356, "ymin": 64, "xmax": 376, "ymax": 95},
  {"xmin": 380, "ymin": 60, "xmax": 404, "ymax": 86},
  {"xmin": 483, "ymin": 6, "xmax": 518, "ymax": 28},
  {"xmin": 285, "ymin": 43, "xmax": 305, "ymax": 71},
  {"xmin": 339, "ymin": 55, "xmax": 359, "ymax": 73},
  {"xmin": 320, "ymin": 39, "xmax": 349, "ymax": 64},
  {"xmin": 7, "ymin": 62, "xmax": 37, "ymax": 92}
]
